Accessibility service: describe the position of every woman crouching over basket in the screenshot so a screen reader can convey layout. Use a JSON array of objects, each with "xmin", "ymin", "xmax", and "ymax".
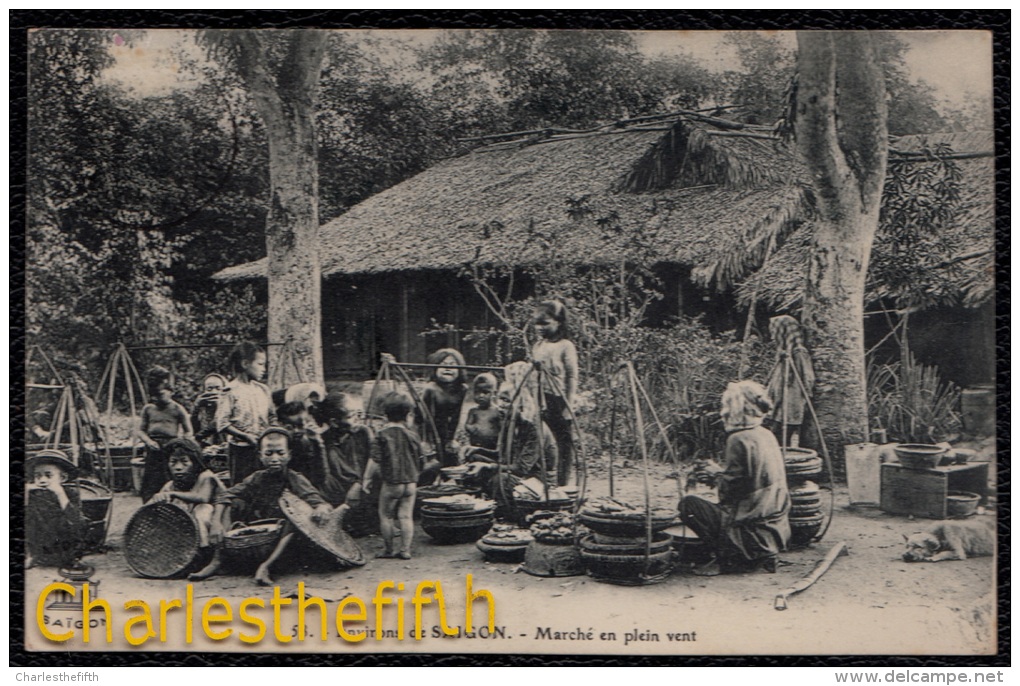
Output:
[
  {"xmin": 189, "ymin": 427, "xmax": 336, "ymax": 586},
  {"xmin": 678, "ymin": 380, "xmax": 791, "ymax": 576}
]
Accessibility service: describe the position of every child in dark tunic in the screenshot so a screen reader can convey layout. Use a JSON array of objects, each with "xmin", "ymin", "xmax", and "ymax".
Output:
[
  {"xmin": 189, "ymin": 427, "xmax": 334, "ymax": 586},
  {"xmin": 138, "ymin": 366, "xmax": 194, "ymax": 503},
  {"xmin": 25, "ymin": 450, "xmax": 84, "ymax": 569},
  {"xmin": 679, "ymin": 380, "xmax": 791, "ymax": 576},
  {"xmin": 363, "ymin": 392, "xmax": 421, "ymax": 560}
]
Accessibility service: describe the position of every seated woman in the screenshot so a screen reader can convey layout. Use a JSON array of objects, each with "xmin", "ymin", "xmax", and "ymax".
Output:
[{"xmin": 678, "ymin": 380, "xmax": 791, "ymax": 576}]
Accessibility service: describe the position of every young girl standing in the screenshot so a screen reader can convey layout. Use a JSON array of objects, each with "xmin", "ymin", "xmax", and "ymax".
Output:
[
  {"xmin": 531, "ymin": 300, "xmax": 579, "ymax": 487},
  {"xmin": 216, "ymin": 342, "xmax": 275, "ymax": 486}
]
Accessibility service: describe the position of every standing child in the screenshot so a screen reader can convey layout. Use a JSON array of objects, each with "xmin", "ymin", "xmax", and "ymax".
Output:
[
  {"xmin": 192, "ymin": 373, "xmax": 227, "ymax": 448},
  {"xmin": 419, "ymin": 348, "xmax": 468, "ymax": 468},
  {"xmin": 138, "ymin": 366, "xmax": 194, "ymax": 503},
  {"xmin": 460, "ymin": 373, "xmax": 502, "ymax": 463},
  {"xmin": 363, "ymin": 392, "xmax": 421, "ymax": 560},
  {"xmin": 216, "ymin": 342, "xmax": 275, "ymax": 486},
  {"xmin": 531, "ymin": 300, "xmax": 579, "ymax": 487},
  {"xmin": 149, "ymin": 438, "xmax": 224, "ymax": 548},
  {"xmin": 25, "ymin": 450, "xmax": 84, "ymax": 569}
]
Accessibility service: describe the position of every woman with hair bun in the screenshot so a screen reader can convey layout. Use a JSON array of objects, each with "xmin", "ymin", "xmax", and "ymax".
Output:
[{"xmin": 678, "ymin": 380, "xmax": 791, "ymax": 576}]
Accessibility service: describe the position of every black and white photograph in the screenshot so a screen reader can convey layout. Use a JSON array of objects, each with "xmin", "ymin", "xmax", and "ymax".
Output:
[{"xmin": 19, "ymin": 24, "xmax": 999, "ymax": 657}]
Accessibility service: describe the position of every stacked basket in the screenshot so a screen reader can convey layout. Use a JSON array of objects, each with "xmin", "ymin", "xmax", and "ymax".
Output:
[
  {"xmin": 420, "ymin": 494, "xmax": 496, "ymax": 544},
  {"xmin": 576, "ymin": 499, "xmax": 677, "ymax": 585},
  {"xmin": 783, "ymin": 447, "xmax": 824, "ymax": 548}
]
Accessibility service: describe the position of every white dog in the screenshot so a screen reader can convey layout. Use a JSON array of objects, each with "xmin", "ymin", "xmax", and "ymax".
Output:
[{"xmin": 902, "ymin": 517, "xmax": 995, "ymax": 562}]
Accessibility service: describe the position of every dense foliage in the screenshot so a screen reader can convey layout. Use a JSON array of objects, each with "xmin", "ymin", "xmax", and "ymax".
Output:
[{"xmin": 26, "ymin": 29, "xmax": 978, "ymax": 399}]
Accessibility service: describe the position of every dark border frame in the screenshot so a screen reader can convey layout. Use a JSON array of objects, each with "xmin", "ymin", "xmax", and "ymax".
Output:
[{"xmin": 9, "ymin": 9, "xmax": 1010, "ymax": 668}]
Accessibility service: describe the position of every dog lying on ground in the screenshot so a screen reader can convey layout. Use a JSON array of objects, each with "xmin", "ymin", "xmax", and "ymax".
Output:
[{"xmin": 902, "ymin": 517, "xmax": 995, "ymax": 562}]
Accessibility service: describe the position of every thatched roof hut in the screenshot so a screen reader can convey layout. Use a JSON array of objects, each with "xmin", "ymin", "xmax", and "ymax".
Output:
[
  {"xmin": 215, "ymin": 116, "xmax": 806, "ymax": 282},
  {"xmin": 215, "ymin": 119, "xmax": 993, "ymax": 316}
]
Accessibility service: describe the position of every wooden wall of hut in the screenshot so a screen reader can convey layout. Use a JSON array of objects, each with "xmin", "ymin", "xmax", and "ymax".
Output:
[{"xmin": 322, "ymin": 271, "xmax": 505, "ymax": 384}]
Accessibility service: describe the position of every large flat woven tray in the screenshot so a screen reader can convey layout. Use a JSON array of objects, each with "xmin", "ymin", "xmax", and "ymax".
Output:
[{"xmin": 278, "ymin": 491, "xmax": 366, "ymax": 567}]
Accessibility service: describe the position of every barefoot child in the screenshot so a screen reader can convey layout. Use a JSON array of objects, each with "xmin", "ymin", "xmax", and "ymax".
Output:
[
  {"xmin": 531, "ymin": 300, "xmax": 579, "ymax": 487},
  {"xmin": 138, "ymin": 366, "xmax": 194, "ymax": 502},
  {"xmin": 363, "ymin": 392, "xmax": 421, "ymax": 560},
  {"xmin": 460, "ymin": 373, "xmax": 502, "ymax": 463},
  {"xmin": 190, "ymin": 427, "xmax": 334, "ymax": 586},
  {"xmin": 25, "ymin": 450, "xmax": 84, "ymax": 568},
  {"xmin": 216, "ymin": 342, "xmax": 275, "ymax": 486},
  {"xmin": 149, "ymin": 438, "xmax": 223, "ymax": 548}
]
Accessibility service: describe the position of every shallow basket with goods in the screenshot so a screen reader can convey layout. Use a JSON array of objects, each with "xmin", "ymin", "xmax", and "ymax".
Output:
[
  {"xmin": 222, "ymin": 519, "xmax": 284, "ymax": 567},
  {"xmin": 527, "ymin": 511, "xmax": 577, "ymax": 545},
  {"xmin": 577, "ymin": 497, "xmax": 677, "ymax": 539},
  {"xmin": 476, "ymin": 524, "xmax": 534, "ymax": 563}
]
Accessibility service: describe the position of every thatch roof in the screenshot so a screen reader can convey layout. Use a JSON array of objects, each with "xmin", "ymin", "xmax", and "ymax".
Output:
[
  {"xmin": 215, "ymin": 121, "xmax": 993, "ymax": 310},
  {"xmin": 215, "ymin": 117, "xmax": 803, "ymax": 281}
]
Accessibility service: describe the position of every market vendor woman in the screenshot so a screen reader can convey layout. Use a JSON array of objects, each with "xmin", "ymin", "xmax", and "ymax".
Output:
[{"xmin": 679, "ymin": 380, "xmax": 790, "ymax": 576}]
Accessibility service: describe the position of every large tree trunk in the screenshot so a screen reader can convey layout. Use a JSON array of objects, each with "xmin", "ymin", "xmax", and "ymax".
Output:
[
  {"xmin": 234, "ymin": 31, "xmax": 328, "ymax": 386},
  {"xmin": 795, "ymin": 32, "xmax": 888, "ymax": 462}
]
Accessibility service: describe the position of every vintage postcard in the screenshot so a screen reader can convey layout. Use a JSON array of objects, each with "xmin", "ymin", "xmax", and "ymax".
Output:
[{"xmin": 20, "ymin": 26, "xmax": 998, "ymax": 657}]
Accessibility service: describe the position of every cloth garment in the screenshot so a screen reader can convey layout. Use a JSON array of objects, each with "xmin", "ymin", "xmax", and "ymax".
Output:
[
  {"xmin": 191, "ymin": 396, "xmax": 223, "ymax": 447},
  {"xmin": 140, "ymin": 437, "xmax": 172, "ymax": 504},
  {"xmin": 506, "ymin": 417, "xmax": 558, "ymax": 480},
  {"xmin": 371, "ymin": 425, "xmax": 422, "ymax": 484},
  {"xmin": 215, "ymin": 379, "xmax": 275, "ymax": 446},
  {"xmin": 227, "ymin": 442, "xmax": 260, "ymax": 486},
  {"xmin": 419, "ymin": 382, "xmax": 466, "ymax": 467},
  {"xmin": 215, "ymin": 468, "xmax": 326, "ymax": 522},
  {"xmin": 140, "ymin": 401, "xmax": 190, "ymax": 441},
  {"xmin": 321, "ymin": 424, "xmax": 374, "ymax": 505},
  {"xmin": 531, "ymin": 338, "xmax": 579, "ymax": 401},
  {"xmin": 766, "ymin": 346, "xmax": 815, "ymax": 427},
  {"xmin": 26, "ymin": 487, "xmax": 84, "ymax": 567},
  {"xmin": 541, "ymin": 392, "xmax": 575, "ymax": 486},
  {"xmin": 679, "ymin": 425, "xmax": 790, "ymax": 567}
]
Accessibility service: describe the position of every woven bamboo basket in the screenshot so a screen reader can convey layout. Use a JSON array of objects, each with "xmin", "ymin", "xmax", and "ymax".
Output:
[
  {"xmin": 124, "ymin": 503, "xmax": 201, "ymax": 578},
  {"xmin": 222, "ymin": 519, "xmax": 284, "ymax": 567}
]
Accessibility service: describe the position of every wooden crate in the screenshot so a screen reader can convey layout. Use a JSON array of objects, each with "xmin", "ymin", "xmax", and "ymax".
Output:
[{"xmin": 880, "ymin": 463, "xmax": 989, "ymax": 519}]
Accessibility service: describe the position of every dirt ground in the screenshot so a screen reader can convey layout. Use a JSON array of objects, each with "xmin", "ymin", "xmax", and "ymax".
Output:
[{"xmin": 23, "ymin": 451, "xmax": 998, "ymax": 657}]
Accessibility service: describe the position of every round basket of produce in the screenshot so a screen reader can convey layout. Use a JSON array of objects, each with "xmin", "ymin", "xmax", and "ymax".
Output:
[{"xmin": 476, "ymin": 524, "xmax": 533, "ymax": 563}]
